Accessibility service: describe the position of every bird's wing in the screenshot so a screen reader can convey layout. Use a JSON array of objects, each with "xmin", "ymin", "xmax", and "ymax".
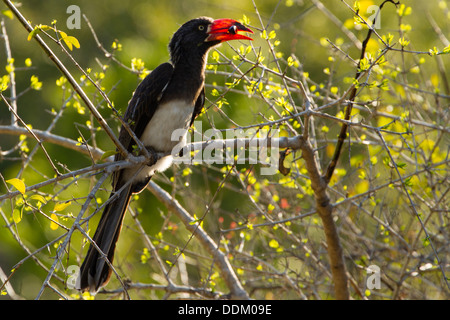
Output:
[
  {"xmin": 116, "ymin": 62, "xmax": 174, "ymax": 159},
  {"xmin": 190, "ymin": 85, "xmax": 205, "ymax": 127},
  {"xmin": 111, "ymin": 62, "xmax": 173, "ymax": 189}
]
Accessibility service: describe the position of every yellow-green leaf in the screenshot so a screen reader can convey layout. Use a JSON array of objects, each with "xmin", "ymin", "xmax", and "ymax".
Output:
[
  {"xmin": 6, "ymin": 178, "xmax": 26, "ymax": 195},
  {"xmin": 50, "ymin": 213, "xmax": 59, "ymax": 230},
  {"xmin": 2, "ymin": 10, "xmax": 13, "ymax": 20},
  {"xmin": 12, "ymin": 208, "xmax": 22, "ymax": 224},
  {"xmin": 442, "ymin": 44, "xmax": 450, "ymax": 54},
  {"xmin": 260, "ymin": 30, "xmax": 267, "ymax": 39},
  {"xmin": 269, "ymin": 239, "xmax": 279, "ymax": 249},
  {"xmin": 30, "ymin": 75, "xmax": 42, "ymax": 90},
  {"xmin": 27, "ymin": 24, "xmax": 52, "ymax": 41},
  {"xmin": 60, "ymin": 31, "xmax": 80, "ymax": 51},
  {"xmin": 100, "ymin": 150, "xmax": 117, "ymax": 161},
  {"xmin": 182, "ymin": 167, "xmax": 192, "ymax": 177},
  {"xmin": 59, "ymin": 31, "xmax": 67, "ymax": 39},
  {"xmin": 29, "ymin": 194, "xmax": 47, "ymax": 204},
  {"xmin": 67, "ymin": 36, "xmax": 80, "ymax": 49},
  {"xmin": 54, "ymin": 201, "xmax": 71, "ymax": 212},
  {"xmin": 25, "ymin": 58, "xmax": 32, "ymax": 67},
  {"xmin": 211, "ymin": 50, "xmax": 220, "ymax": 62},
  {"xmin": 27, "ymin": 27, "xmax": 41, "ymax": 41},
  {"xmin": 0, "ymin": 75, "xmax": 10, "ymax": 91},
  {"xmin": 242, "ymin": 14, "xmax": 250, "ymax": 26}
]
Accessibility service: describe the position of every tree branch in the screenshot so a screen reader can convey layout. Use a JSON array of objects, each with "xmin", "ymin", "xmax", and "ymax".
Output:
[
  {"xmin": 2, "ymin": 0, "xmax": 129, "ymax": 158},
  {"xmin": 146, "ymin": 181, "xmax": 250, "ymax": 300},
  {"xmin": 0, "ymin": 125, "xmax": 104, "ymax": 160}
]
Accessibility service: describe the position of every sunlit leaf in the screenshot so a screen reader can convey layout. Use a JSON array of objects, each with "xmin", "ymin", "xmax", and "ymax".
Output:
[
  {"xmin": 100, "ymin": 150, "xmax": 117, "ymax": 161},
  {"xmin": 269, "ymin": 239, "xmax": 279, "ymax": 249},
  {"xmin": 27, "ymin": 24, "xmax": 52, "ymax": 41},
  {"xmin": 12, "ymin": 208, "xmax": 22, "ymax": 224},
  {"xmin": 59, "ymin": 31, "xmax": 80, "ymax": 51},
  {"xmin": 54, "ymin": 201, "xmax": 71, "ymax": 212},
  {"xmin": 50, "ymin": 213, "xmax": 59, "ymax": 230},
  {"xmin": 1, "ymin": 9, "xmax": 13, "ymax": 19},
  {"xmin": 29, "ymin": 194, "xmax": 47, "ymax": 204},
  {"xmin": 6, "ymin": 178, "xmax": 26, "ymax": 195}
]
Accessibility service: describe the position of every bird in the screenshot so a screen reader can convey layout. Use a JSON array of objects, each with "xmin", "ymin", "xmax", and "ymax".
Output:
[{"xmin": 76, "ymin": 17, "xmax": 253, "ymax": 293}]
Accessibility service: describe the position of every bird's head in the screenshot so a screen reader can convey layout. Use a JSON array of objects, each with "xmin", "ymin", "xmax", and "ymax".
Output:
[{"xmin": 169, "ymin": 17, "xmax": 253, "ymax": 64}]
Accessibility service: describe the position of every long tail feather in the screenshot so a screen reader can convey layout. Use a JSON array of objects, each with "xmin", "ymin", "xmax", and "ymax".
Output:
[{"xmin": 76, "ymin": 185, "xmax": 133, "ymax": 293}]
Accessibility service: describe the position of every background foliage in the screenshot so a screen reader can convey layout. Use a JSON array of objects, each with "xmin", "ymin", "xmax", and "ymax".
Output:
[{"xmin": 0, "ymin": 0, "xmax": 448, "ymax": 300}]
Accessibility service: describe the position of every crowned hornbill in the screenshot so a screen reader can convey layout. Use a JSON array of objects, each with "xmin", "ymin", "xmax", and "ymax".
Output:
[{"xmin": 76, "ymin": 17, "xmax": 252, "ymax": 293}]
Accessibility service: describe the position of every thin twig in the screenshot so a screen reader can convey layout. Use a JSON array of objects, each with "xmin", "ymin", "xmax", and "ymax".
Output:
[
  {"xmin": 2, "ymin": 0, "xmax": 129, "ymax": 158},
  {"xmin": 1, "ymin": 93, "xmax": 61, "ymax": 175},
  {"xmin": 147, "ymin": 181, "xmax": 250, "ymax": 299}
]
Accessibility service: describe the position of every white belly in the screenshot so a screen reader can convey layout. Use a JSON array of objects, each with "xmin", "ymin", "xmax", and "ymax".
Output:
[
  {"xmin": 140, "ymin": 99, "xmax": 194, "ymax": 152},
  {"xmin": 123, "ymin": 100, "xmax": 194, "ymax": 183}
]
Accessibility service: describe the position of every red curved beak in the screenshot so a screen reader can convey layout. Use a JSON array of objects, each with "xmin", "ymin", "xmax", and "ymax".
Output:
[{"xmin": 206, "ymin": 18, "xmax": 253, "ymax": 43}]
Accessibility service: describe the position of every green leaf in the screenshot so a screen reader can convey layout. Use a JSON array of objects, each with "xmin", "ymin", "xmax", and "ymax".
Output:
[
  {"xmin": 268, "ymin": 30, "xmax": 276, "ymax": 40},
  {"xmin": 6, "ymin": 178, "xmax": 26, "ymax": 195},
  {"xmin": 54, "ymin": 201, "xmax": 71, "ymax": 212},
  {"xmin": 30, "ymin": 75, "xmax": 42, "ymax": 90},
  {"xmin": 0, "ymin": 75, "xmax": 10, "ymax": 91},
  {"xmin": 1, "ymin": 10, "xmax": 13, "ymax": 20},
  {"xmin": 242, "ymin": 14, "xmax": 250, "ymax": 26},
  {"xmin": 100, "ymin": 150, "xmax": 117, "ymax": 161},
  {"xmin": 29, "ymin": 194, "xmax": 47, "ymax": 204},
  {"xmin": 269, "ymin": 239, "xmax": 279, "ymax": 249},
  {"xmin": 140, "ymin": 248, "xmax": 150, "ymax": 264},
  {"xmin": 12, "ymin": 208, "xmax": 22, "ymax": 224},
  {"xmin": 211, "ymin": 50, "xmax": 220, "ymax": 62},
  {"xmin": 404, "ymin": 176, "xmax": 413, "ymax": 187},
  {"xmin": 397, "ymin": 4, "xmax": 412, "ymax": 17},
  {"xmin": 260, "ymin": 30, "xmax": 267, "ymax": 39},
  {"xmin": 165, "ymin": 260, "xmax": 173, "ymax": 267},
  {"xmin": 422, "ymin": 236, "xmax": 430, "ymax": 247},
  {"xmin": 50, "ymin": 213, "xmax": 59, "ymax": 230},
  {"xmin": 27, "ymin": 27, "xmax": 41, "ymax": 41},
  {"xmin": 358, "ymin": 57, "xmax": 371, "ymax": 71},
  {"xmin": 59, "ymin": 31, "xmax": 80, "ymax": 50},
  {"xmin": 182, "ymin": 168, "xmax": 192, "ymax": 177},
  {"xmin": 398, "ymin": 37, "xmax": 410, "ymax": 47},
  {"xmin": 27, "ymin": 24, "xmax": 52, "ymax": 41},
  {"xmin": 396, "ymin": 162, "xmax": 407, "ymax": 169},
  {"xmin": 429, "ymin": 46, "xmax": 439, "ymax": 56},
  {"xmin": 173, "ymin": 248, "xmax": 186, "ymax": 260}
]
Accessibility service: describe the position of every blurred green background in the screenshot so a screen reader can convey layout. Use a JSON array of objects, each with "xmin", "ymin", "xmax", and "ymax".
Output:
[{"xmin": 0, "ymin": 0, "xmax": 448, "ymax": 299}]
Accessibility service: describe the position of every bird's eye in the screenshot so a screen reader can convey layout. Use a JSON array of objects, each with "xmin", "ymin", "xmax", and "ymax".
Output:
[
  {"xmin": 198, "ymin": 25, "xmax": 205, "ymax": 31},
  {"xmin": 228, "ymin": 25, "xmax": 237, "ymax": 35}
]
